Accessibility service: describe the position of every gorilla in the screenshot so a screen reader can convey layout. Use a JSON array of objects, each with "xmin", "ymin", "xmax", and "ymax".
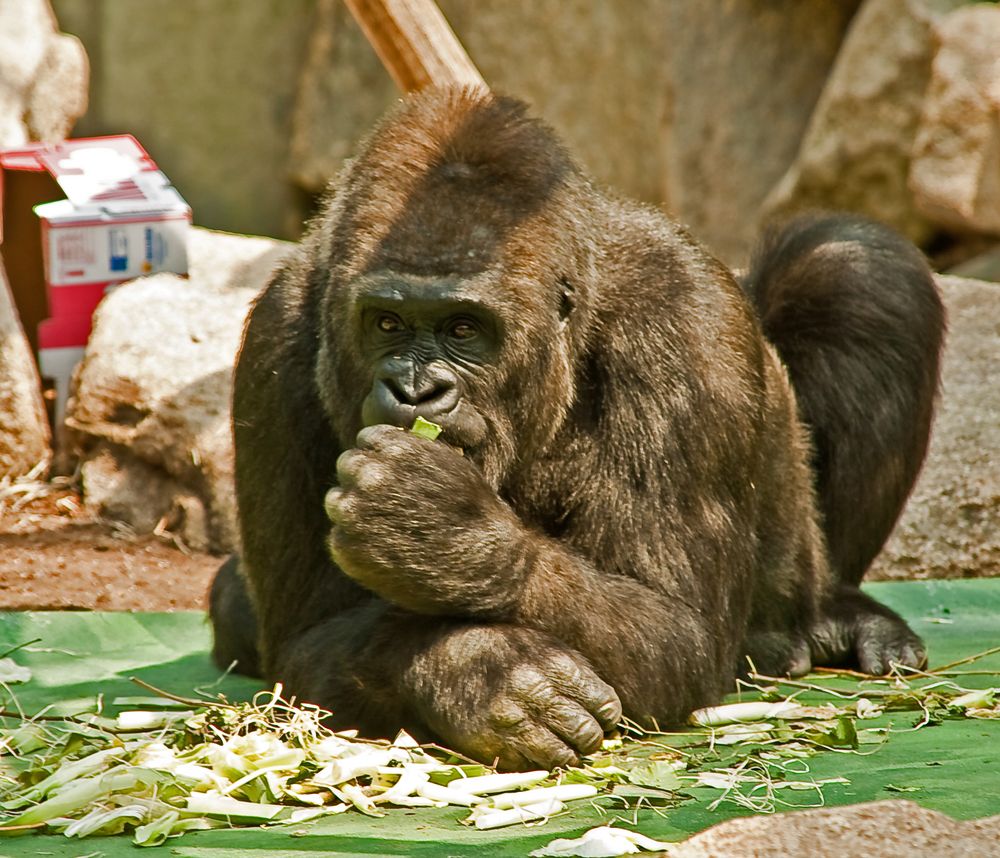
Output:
[{"xmin": 211, "ymin": 87, "xmax": 944, "ymax": 770}]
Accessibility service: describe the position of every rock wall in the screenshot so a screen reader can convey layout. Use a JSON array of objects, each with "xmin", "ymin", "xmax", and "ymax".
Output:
[
  {"xmin": 0, "ymin": 266, "xmax": 49, "ymax": 478},
  {"xmin": 294, "ymin": 0, "xmax": 860, "ymax": 265},
  {"xmin": 52, "ymin": 0, "xmax": 857, "ymax": 264},
  {"xmin": 910, "ymin": 4, "xmax": 1000, "ymax": 235},
  {"xmin": 870, "ymin": 275, "xmax": 1000, "ymax": 579},
  {"xmin": 51, "ymin": 0, "xmax": 315, "ymax": 240},
  {"xmin": 0, "ymin": 0, "xmax": 89, "ymax": 478}
]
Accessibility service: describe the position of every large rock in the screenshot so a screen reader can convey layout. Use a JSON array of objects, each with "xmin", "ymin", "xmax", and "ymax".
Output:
[
  {"xmin": 0, "ymin": 0, "xmax": 87, "ymax": 479},
  {"xmin": 870, "ymin": 276, "xmax": 1000, "ymax": 579},
  {"xmin": 65, "ymin": 228, "xmax": 291, "ymax": 553},
  {"xmin": 761, "ymin": 0, "xmax": 965, "ymax": 245},
  {"xmin": 658, "ymin": 1, "xmax": 860, "ymax": 265},
  {"xmin": 0, "ymin": 0, "xmax": 87, "ymax": 145},
  {"xmin": 0, "ymin": 261, "xmax": 50, "ymax": 478},
  {"xmin": 670, "ymin": 800, "xmax": 1000, "ymax": 858},
  {"xmin": 909, "ymin": 5, "xmax": 1000, "ymax": 235},
  {"xmin": 291, "ymin": 0, "xmax": 858, "ymax": 266}
]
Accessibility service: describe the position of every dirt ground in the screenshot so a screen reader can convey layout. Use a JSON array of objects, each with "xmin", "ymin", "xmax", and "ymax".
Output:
[
  {"xmin": 0, "ymin": 484, "xmax": 217, "ymax": 611},
  {"xmin": 0, "ymin": 477, "xmax": 991, "ymax": 612}
]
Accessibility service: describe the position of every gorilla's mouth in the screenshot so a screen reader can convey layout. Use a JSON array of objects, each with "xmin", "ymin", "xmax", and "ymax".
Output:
[{"xmin": 360, "ymin": 392, "xmax": 488, "ymax": 452}]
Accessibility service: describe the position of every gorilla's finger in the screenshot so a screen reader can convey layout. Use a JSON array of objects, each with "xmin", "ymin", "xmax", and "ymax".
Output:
[
  {"xmin": 787, "ymin": 639, "xmax": 812, "ymax": 678},
  {"xmin": 856, "ymin": 649, "xmax": 887, "ymax": 677},
  {"xmin": 541, "ymin": 700, "xmax": 605, "ymax": 755},
  {"xmin": 326, "ymin": 526, "xmax": 353, "ymax": 562},
  {"xmin": 510, "ymin": 724, "xmax": 579, "ymax": 771},
  {"xmin": 903, "ymin": 643, "xmax": 928, "ymax": 670},
  {"xmin": 492, "ymin": 746, "xmax": 532, "ymax": 773},
  {"xmin": 335, "ymin": 449, "xmax": 369, "ymax": 487},
  {"xmin": 855, "ymin": 613, "xmax": 927, "ymax": 676},
  {"xmin": 324, "ymin": 488, "xmax": 364, "ymax": 532},
  {"xmin": 356, "ymin": 424, "xmax": 406, "ymax": 451},
  {"xmin": 593, "ymin": 695, "xmax": 623, "ymax": 731},
  {"xmin": 549, "ymin": 663, "xmax": 622, "ymax": 731},
  {"xmin": 323, "ymin": 487, "xmax": 346, "ymax": 523}
]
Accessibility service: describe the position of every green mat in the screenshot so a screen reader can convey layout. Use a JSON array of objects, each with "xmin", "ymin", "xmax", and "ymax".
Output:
[{"xmin": 0, "ymin": 579, "xmax": 998, "ymax": 857}]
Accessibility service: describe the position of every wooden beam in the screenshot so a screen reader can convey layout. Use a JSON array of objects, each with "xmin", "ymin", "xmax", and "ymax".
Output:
[{"xmin": 343, "ymin": 0, "xmax": 486, "ymax": 93}]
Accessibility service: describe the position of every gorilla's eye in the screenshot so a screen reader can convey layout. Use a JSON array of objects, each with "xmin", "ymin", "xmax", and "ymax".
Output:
[
  {"xmin": 447, "ymin": 319, "xmax": 479, "ymax": 341},
  {"xmin": 375, "ymin": 313, "xmax": 404, "ymax": 334}
]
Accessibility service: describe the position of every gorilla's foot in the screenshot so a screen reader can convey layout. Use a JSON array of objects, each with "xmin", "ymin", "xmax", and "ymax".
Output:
[{"xmin": 808, "ymin": 585, "xmax": 926, "ymax": 676}]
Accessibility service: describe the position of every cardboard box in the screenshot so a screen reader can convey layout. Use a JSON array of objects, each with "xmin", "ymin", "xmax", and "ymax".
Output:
[{"xmin": 0, "ymin": 135, "xmax": 191, "ymax": 423}]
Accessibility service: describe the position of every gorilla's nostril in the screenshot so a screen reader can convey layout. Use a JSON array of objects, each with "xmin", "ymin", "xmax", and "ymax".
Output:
[
  {"xmin": 384, "ymin": 378, "xmax": 410, "ymax": 404},
  {"xmin": 414, "ymin": 381, "xmax": 454, "ymax": 405}
]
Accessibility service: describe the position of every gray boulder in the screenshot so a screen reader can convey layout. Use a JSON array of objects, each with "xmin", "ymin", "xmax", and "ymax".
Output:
[
  {"xmin": 909, "ymin": 4, "xmax": 1000, "ymax": 235},
  {"xmin": 65, "ymin": 228, "xmax": 291, "ymax": 553},
  {"xmin": 0, "ymin": 0, "xmax": 88, "ymax": 479},
  {"xmin": 761, "ymin": 0, "xmax": 965, "ymax": 245},
  {"xmin": 871, "ymin": 275, "xmax": 1000, "ymax": 579},
  {"xmin": 658, "ymin": 0, "xmax": 860, "ymax": 265},
  {"xmin": 0, "ymin": 0, "xmax": 87, "ymax": 145},
  {"xmin": 0, "ymin": 262, "xmax": 50, "ymax": 478}
]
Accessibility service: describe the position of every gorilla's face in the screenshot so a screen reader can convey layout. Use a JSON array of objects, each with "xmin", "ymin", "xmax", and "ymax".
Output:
[{"xmin": 354, "ymin": 271, "xmax": 503, "ymax": 453}]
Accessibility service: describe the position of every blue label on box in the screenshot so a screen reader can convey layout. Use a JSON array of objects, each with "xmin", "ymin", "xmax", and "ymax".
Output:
[{"xmin": 108, "ymin": 228, "xmax": 128, "ymax": 271}]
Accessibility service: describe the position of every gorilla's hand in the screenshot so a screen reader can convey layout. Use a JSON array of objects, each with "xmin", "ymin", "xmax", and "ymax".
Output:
[
  {"xmin": 325, "ymin": 424, "xmax": 526, "ymax": 617},
  {"xmin": 405, "ymin": 623, "xmax": 622, "ymax": 770}
]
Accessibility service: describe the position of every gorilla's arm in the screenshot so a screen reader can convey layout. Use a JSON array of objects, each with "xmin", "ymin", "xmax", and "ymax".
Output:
[
  {"xmin": 326, "ymin": 423, "xmax": 749, "ymax": 725},
  {"xmin": 280, "ymin": 607, "xmax": 621, "ymax": 770}
]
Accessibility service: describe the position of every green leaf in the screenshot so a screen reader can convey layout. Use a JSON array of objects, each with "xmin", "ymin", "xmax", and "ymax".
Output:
[
  {"xmin": 1, "ymin": 579, "xmax": 1000, "ymax": 855},
  {"xmin": 133, "ymin": 810, "xmax": 181, "ymax": 847},
  {"xmin": 610, "ymin": 784, "xmax": 680, "ymax": 806},
  {"xmin": 626, "ymin": 760, "xmax": 684, "ymax": 791},
  {"xmin": 410, "ymin": 417, "xmax": 443, "ymax": 441}
]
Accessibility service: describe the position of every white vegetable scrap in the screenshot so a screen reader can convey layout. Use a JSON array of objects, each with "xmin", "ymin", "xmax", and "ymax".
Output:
[
  {"xmin": 689, "ymin": 700, "xmax": 800, "ymax": 727},
  {"xmin": 0, "ymin": 684, "xmax": 609, "ymax": 844},
  {"xmin": 529, "ymin": 825, "xmax": 672, "ymax": 857},
  {"xmin": 467, "ymin": 797, "xmax": 564, "ymax": 831},
  {"xmin": 447, "ymin": 770, "xmax": 549, "ymax": 794},
  {"xmin": 0, "ymin": 658, "xmax": 31, "ymax": 685},
  {"xmin": 461, "ymin": 784, "xmax": 600, "ymax": 831},
  {"xmin": 491, "ymin": 784, "xmax": 598, "ymax": 809}
]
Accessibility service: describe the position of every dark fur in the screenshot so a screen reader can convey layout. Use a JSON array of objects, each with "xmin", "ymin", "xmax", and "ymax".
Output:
[{"xmin": 211, "ymin": 88, "xmax": 943, "ymax": 768}]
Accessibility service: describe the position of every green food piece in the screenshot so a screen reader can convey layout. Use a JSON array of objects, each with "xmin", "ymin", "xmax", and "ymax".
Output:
[{"xmin": 410, "ymin": 417, "xmax": 443, "ymax": 441}]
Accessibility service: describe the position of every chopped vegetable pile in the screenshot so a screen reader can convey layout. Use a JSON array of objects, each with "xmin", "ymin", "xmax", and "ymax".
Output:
[
  {"xmin": 0, "ymin": 683, "xmax": 605, "ymax": 846},
  {"xmin": 1, "ymin": 645, "xmax": 998, "ymax": 849}
]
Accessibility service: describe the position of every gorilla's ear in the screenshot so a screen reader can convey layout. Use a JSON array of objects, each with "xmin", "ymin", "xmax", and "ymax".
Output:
[{"xmin": 558, "ymin": 277, "xmax": 576, "ymax": 326}]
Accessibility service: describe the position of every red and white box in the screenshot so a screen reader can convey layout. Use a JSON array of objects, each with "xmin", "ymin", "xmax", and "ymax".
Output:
[{"xmin": 0, "ymin": 135, "xmax": 190, "ymax": 421}]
